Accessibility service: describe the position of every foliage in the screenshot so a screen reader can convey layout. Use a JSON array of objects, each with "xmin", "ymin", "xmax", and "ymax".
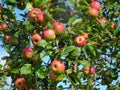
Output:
[{"xmin": 0, "ymin": 0, "xmax": 120, "ymax": 89}]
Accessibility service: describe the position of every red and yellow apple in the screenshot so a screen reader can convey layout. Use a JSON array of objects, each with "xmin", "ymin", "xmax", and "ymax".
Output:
[
  {"xmin": 22, "ymin": 47, "xmax": 33, "ymax": 58},
  {"xmin": 3, "ymin": 35, "xmax": 11, "ymax": 44},
  {"xmin": 43, "ymin": 28, "xmax": 56, "ymax": 40},
  {"xmin": 74, "ymin": 35, "xmax": 87, "ymax": 47},
  {"xmin": 82, "ymin": 66, "xmax": 95, "ymax": 75},
  {"xmin": 53, "ymin": 21, "xmax": 65, "ymax": 34},
  {"xmin": 90, "ymin": 1, "xmax": 102, "ymax": 10},
  {"xmin": 31, "ymin": 33, "xmax": 42, "ymax": 46},
  {"xmin": 88, "ymin": 7, "xmax": 99, "ymax": 17},
  {"xmin": 50, "ymin": 60, "xmax": 65, "ymax": 74},
  {"xmin": 82, "ymin": 32, "xmax": 89, "ymax": 39},
  {"xmin": 97, "ymin": 18, "xmax": 108, "ymax": 24},
  {"xmin": 15, "ymin": 78, "xmax": 27, "ymax": 88},
  {"xmin": 17, "ymin": 87, "xmax": 25, "ymax": 90}
]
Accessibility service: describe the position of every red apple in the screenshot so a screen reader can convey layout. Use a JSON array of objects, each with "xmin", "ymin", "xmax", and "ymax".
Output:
[
  {"xmin": 17, "ymin": 87, "xmax": 25, "ymax": 90},
  {"xmin": 97, "ymin": 18, "xmax": 108, "ymax": 24},
  {"xmin": 104, "ymin": 57, "xmax": 108, "ymax": 61},
  {"xmin": 28, "ymin": 8, "xmax": 45, "ymax": 23},
  {"xmin": 53, "ymin": 21, "xmax": 65, "ymax": 34},
  {"xmin": 43, "ymin": 28, "xmax": 56, "ymax": 40},
  {"xmin": 88, "ymin": 7, "xmax": 99, "ymax": 17},
  {"xmin": 31, "ymin": 33, "xmax": 42, "ymax": 46},
  {"xmin": 82, "ymin": 66, "xmax": 95, "ymax": 75},
  {"xmin": 82, "ymin": 32, "xmax": 89, "ymax": 39},
  {"xmin": 15, "ymin": 78, "xmax": 27, "ymax": 88},
  {"xmin": 50, "ymin": 60, "xmax": 65, "ymax": 74},
  {"xmin": 49, "ymin": 71, "xmax": 59, "ymax": 82},
  {"xmin": 90, "ymin": 1, "xmax": 102, "ymax": 10},
  {"xmin": 3, "ymin": 66, "xmax": 10, "ymax": 72},
  {"xmin": 22, "ymin": 47, "xmax": 33, "ymax": 58},
  {"xmin": 3, "ymin": 35, "xmax": 11, "ymax": 44},
  {"xmin": 0, "ymin": 24, "xmax": 7, "ymax": 30},
  {"xmin": 74, "ymin": 35, "xmax": 87, "ymax": 47},
  {"xmin": 111, "ymin": 22, "xmax": 116, "ymax": 29},
  {"xmin": 28, "ymin": 87, "xmax": 34, "ymax": 90}
]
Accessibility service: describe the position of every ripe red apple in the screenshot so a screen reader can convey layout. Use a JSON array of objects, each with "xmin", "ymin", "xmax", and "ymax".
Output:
[
  {"xmin": 111, "ymin": 22, "xmax": 116, "ymax": 29},
  {"xmin": 74, "ymin": 35, "xmax": 87, "ymax": 47},
  {"xmin": 3, "ymin": 35, "xmax": 11, "ymax": 44},
  {"xmin": 22, "ymin": 47, "xmax": 33, "ymax": 58},
  {"xmin": 49, "ymin": 71, "xmax": 59, "ymax": 82},
  {"xmin": 28, "ymin": 8, "xmax": 45, "ymax": 23},
  {"xmin": 43, "ymin": 28, "xmax": 56, "ymax": 40},
  {"xmin": 90, "ymin": 1, "xmax": 102, "ymax": 10},
  {"xmin": 0, "ymin": 24, "xmax": 7, "ymax": 30},
  {"xmin": 15, "ymin": 78, "xmax": 27, "ymax": 88},
  {"xmin": 53, "ymin": 21, "xmax": 65, "ymax": 34},
  {"xmin": 17, "ymin": 87, "xmax": 25, "ymax": 90},
  {"xmin": 97, "ymin": 18, "xmax": 108, "ymax": 24},
  {"xmin": 89, "ymin": 7, "xmax": 99, "ymax": 17},
  {"xmin": 50, "ymin": 60, "xmax": 65, "ymax": 74},
  {"xmin": 31, "ymin": 33, "xmax": 42, "ymax": 46},
  {"xmin": 82, "ymin": 32, "xmax": 89, "ymax": 39},
  {"xmin": 82, "ymin": 66, "xmax": 95, "ymax": 75}
]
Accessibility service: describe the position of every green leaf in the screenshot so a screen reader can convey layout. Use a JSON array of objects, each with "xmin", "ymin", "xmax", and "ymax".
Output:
[
  {"xmin": 72, "ymin": 18, "xmax": 82, "ymax": 26},
  {"xmin": 68, "ymin": 0, "xmax": 75, "ymax": 6},
  {"xmin": 38, "ymin": 40, "xmax": 48, "ymax": 47},
  {"xmin": 87, "ymin": 45, "xmax": 96, "ymax": 57},
  {"xmin": 11, "ymin": 68, "xmax": 19, "ymax": 74},
  {"xmin": 20, "ymin": 64, "xmax": 32, "ymax": 75},
  {"xmin": 77, "ymin": 60, "xmax": 90, "ymax": 66},
  {"xmin": 68, "ymin": 16, "xmax": 76, "ymax": 25},
  {"xmin": 36, "ymin": 66, "xmax": 47, "ymax": 79},
  {"xmin": 70, "ymin": 47, "xmax": 81, "ymax": 56},
  {"xmin": 65, "ymin": 46, "xmax": 76, "ymax": 53},
  {"xmin": 82, "ymin": 48, "xmax": 88, "ymax": 59}
]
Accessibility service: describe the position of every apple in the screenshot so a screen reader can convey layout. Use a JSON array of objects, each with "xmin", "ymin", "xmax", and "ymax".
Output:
[
  {"xmin": 82, "ymin": 32, "xmax": 89, "ymax": 39},
  {"xmin": 88, "ymin": 7, "xmax": 99, "ymax": 17},
  {"xmin": 28, "ymin": 8, "xmax": 45, "ymax": 23},
  {"xmin": 49, "ymin": 71, "xmax": 59, "ymax": 82},
  {"xmin": 0, "ymin": 5, "xmax": 3, "ymax": 13},
  {"xmin": 3, "ymin": 66, "xmax": 10, "ymax": 72},
  {"xmin": 53, "ymin": 21, "xmax": 65, "ymax": 34},
  {"xmin": 104, "ymin": 57, "xmax": 108, "ymax": 61},
  {"xmin": 17, "ymin": 87, "xmax": 25, "ymax": 90},
  {"xmin": 97, "ymin": 18, "xmax": 108, "ymax": 24},
  {"xmin": 50, "ymin": 60, "xmax": 65, "ymax": 74},
  {"xmin": 9, "ymin": 37, "xmax": 19, "ymax": 45},
  {"xmin": 31, "ymin": 33, "xmax": 42, "ymax": 46},
  {"xmin": 28, "ymin": 87, "xmax": 34, "ymax": 90},
  {"xmin": 3, "ymin": 35, "xmax": 11, "ymax": 44},
  {"xmin": 22, "ymin": 47, "xmax": 33, "ymax": 58},
  {"xmin": 82, "ymin": 66, "xmax": 95, "ymax": 75},
  {"xmin": 90, "ymin": 1, "xmax": 102, "ymax": 10},
  {"xmin": 43, "ymin": 28, "xmax": 56, "ymax": 40},
  {"xmin": 74, "ymin": 35, "xmax": 87, "ymax": 47},
  {"xmin": 0, "ymin": 24, "xmax": 7, "ymax": 30},
  {"xmin": 15, "ymin": 78, "xmax": 27, "ymax": 88},
  {"xmin": 111, "ymin": 22, "xmax": 116, "ymax": 29}
]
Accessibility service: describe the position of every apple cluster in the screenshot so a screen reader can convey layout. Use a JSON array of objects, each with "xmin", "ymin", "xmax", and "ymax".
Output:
[
  {"xmin": 74, "ymin": 32, "xmax": 88, "ymax": 47},
  {"xmin": 88, "ymin": 1, "xmax": 102, "ymax": 17},
  {"xmin": 49, "ymin": 60, "xmax": 65, "ymax": 82}
]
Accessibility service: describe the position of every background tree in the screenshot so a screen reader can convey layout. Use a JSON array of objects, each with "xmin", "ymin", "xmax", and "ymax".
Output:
[{"xmin": 0, "ymin": 0, "xmax": 120, "ymax": 90}]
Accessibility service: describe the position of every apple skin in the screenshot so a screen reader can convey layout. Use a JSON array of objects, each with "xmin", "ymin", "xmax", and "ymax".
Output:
[
  {"xmin": 50, "ymin": 60, "xmax": 65, "ymax": 74},
  {"xmin": 82, "ymin": 66, "xmax": 95, "ymax": 75},
  {"xmin": 28, "ymin": 87, "xmax": 34, "ymax": 90},
  {"xmin": 111, "ymin": 22, "xmax": 116, "ymax": 29},
  {"xmin": 43, "ymin": 28, "xmax": 56, "ymax": 40},
  {"xmin": 82, "ymin": 33, "xmax": 89, "ymax": 39},
  {"xmin": 90, "ymin": 1, "xmax": 102, "ymax": 10},
  {"xmin": 0, "ymin": 5, "xmax": 3, "ymax": 13},
  {"xmin": 31, "ymin": 33, "xmax": 42, "ymax": 46},
  {"xmin": 3, "ymin": 66, "xmax": 10, "ymax": 72},
  {"xmin": 3, "ymin": 35, "xmax": 11, "ymax": 44},
  {"xmin": 22, "ymin": 47, "xmax": 33, "ymax": 58},
  {"xmin": 74, "ymin": 35, "xmax": 87, "ymax": 47},
  {"xmin": 0, "ymin": 24, "xmax": 7, "ymax": 30},
  {"xmin": 88, "ymin": 7, "xmax": 98, "ymax": 17},
  {"xmin": 53, "ymin": 21, "xmax": 65, "ymax": 34},
  {"xmin": 17, "ymin": 87, "xmax": 25, "ymax": 90},
  {"xmin": 49, "ymin": 71, "xmax": 59, "ymax": 82},
  {"xmin": 15, "ymin": 78, "xmax": 27, "ymax": 88},
  {"xmin": 28, "ymin": 8, "xmax": 45, "ymax": 23}
]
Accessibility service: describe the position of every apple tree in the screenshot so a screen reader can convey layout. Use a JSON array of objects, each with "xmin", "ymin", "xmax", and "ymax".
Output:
[{"xmin": 0, "ymin": 0, "xmax": 120, "ymax": 90}]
